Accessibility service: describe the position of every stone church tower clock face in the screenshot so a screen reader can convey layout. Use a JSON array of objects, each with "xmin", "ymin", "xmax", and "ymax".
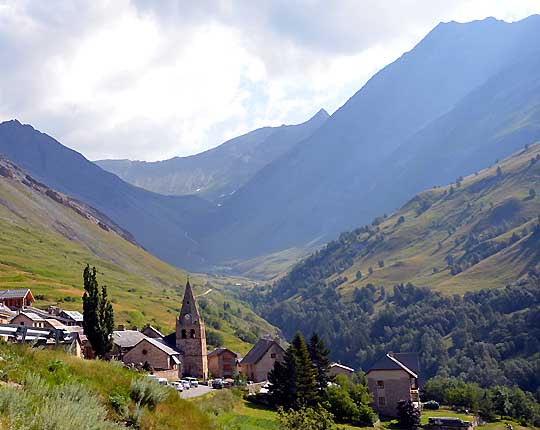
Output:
[{"xmin": 176, "ymin": 281, "xmax": 208, "ymax": 379}]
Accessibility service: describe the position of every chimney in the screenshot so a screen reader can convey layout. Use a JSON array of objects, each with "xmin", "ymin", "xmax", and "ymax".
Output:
[
  {"xmin": 131, "ymin": 325, "xmax": 138, "ymax": 331},
  {"xmin": 388, "ymin": 351, "xmax": 394, "ymax": 358},
  {"xmin": 117, "ymin": 324, "xmax": 125, "ymax": 331}
]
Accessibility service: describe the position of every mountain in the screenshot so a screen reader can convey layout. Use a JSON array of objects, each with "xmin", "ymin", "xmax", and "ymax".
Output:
[
  {"xmin": 0, "ymin": 155, "xmax": 276, "ymax": 353},
  {"xmin": 0, "ymin": 119, "xmax": 213, "ymax": 269},
  {"xmin": 96, "ymin": 109, "xmax": 329, "ymax": 200},
  {"xmin": 202, "ymin": 16, "xmax": 540, "ymax": 265},
  {"xmin": 242, "ymin": 144, "xmax": 540, "ymax": 390}
]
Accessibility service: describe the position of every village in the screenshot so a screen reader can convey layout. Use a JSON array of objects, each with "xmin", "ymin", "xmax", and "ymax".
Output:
[{"xmin": 0, "ymin": 281, "xmax": 478, "ymax": 430}]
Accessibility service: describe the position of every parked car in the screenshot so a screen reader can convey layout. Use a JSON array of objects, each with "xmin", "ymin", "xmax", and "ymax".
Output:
[
  {"xmin": 423, "ymin": 400, "xmax": 440, "ymax": 410},
  {"xmin": 212, "ymin": 378, "xmax": 225, "ymax": 389},
  {"xmin": 185, "ymin": 377, "xmax": 199, "ymax": 387},
  {"xmin": 180, "ymin": 379, "xmax": 191, "ymax": 390},
  {"xmin": 157, "ymin": 377, "xmax": 169, "ymax": 386},
  {"xmin": 170, "ymin": 381, "xmax": 184, "ymax": 392}
]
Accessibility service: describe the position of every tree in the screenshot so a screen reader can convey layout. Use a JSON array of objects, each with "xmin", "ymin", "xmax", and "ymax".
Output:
[
  {"xmin": 355, "ymin": 271, "xmax": 362, "ymax": 280},
  {"xmin": 492, "ymin": 387, "xmax": 511, "ymax": 419},
  {"xmin": 529, "ymin": 188, "xmax": 537, "ymax": 199},
  {"xmin": 397, "ymin": 399, "xmax": 420, "ymax": 430},
  {"xmin": 308, "ymin": 333, "xmax": 331, "ymax": 392},
  {"xmin": 292, "ymin": 333, "xmax": 318, "ymax": 407},
  {"xmin": 277, "ymin": 406, "xmax": 336, "ymax": 430},
  {"xmin": 82, "ymin": 265, "xmax": 114, "ymax": 358},
  {"xmin": 496, "ymin": 166, "xmax": 503, "ymax": 177}
]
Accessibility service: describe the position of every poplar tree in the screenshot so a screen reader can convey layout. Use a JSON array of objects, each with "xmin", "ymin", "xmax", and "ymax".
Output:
[{"xmin": 82, "ymin": 265, "xmax": 115, "ymax": 358}]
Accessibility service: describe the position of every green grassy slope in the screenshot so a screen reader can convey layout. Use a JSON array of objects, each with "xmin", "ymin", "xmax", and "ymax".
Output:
[
  {"xmin": 0, "ymin": 157, "xmax": 276, "ymax": 354},
  {"xmin": 272, "ymin": 143, "xmax": 540, "ymax": 298},
  {"xmin": 0, "ymin": 343, "xmax": 218, "ymax": 430}
]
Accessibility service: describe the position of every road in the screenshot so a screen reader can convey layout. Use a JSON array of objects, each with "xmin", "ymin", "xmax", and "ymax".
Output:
[{"xmin": 179, "ymin": 384, "xmax": 213, "ymax": 399}]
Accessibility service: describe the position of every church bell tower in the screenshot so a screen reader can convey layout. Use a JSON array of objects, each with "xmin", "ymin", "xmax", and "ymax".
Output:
[{"xmin": 176, "ymin": 280, "xmax": 208, "ymax": 379}]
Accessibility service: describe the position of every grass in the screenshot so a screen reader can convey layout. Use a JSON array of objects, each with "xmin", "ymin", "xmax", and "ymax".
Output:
[
  {"xmin": 0, "ymin": 342, "xmax": 217, "ymax": 430},
  {"xmin": 0, "ymin": 168, "xmax": 277, "ymax": 355}
]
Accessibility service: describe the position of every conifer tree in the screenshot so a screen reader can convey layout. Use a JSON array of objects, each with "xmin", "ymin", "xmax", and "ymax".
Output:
[
  {"xmin": 82, "ymin": 265, "xmax": 115, "ymax": 358},
  {"xmin": 308, "ymin": 333, "xmax": 331, "ymax": 391},
  {"xmin": 291, "ymin": 332, "xmax": 318, "ymax": 408}
]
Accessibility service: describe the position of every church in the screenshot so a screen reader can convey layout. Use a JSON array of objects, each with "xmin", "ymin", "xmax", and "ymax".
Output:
[{"xmin": 111, "ymin": 280, "xmax": 209, "ymax": 380}]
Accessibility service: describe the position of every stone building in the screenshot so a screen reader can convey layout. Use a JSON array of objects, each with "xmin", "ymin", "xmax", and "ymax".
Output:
[
  {"xmin": 208, "ymin": 348, "xmax": 238, "ymax": 378},
  {"xmin": 11, "ymin": 311, "xmax": 46, "ymax": 328},
  {"xmin": 366, "ymin": 352, "xmax": 420, "ymax": 418},
  {"xmin": 123, "ymin": 337, "xmax": 181, "ymax": 372},
  {"xmin": 328, "ymin": 362, "xmax": 355, "ymax": 379},
  {"xmin": 239, "ymin": 338, "xmax": 285, "ymax": 382}
]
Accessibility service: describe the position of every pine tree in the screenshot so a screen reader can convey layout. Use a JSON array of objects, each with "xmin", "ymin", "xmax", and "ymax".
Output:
[
  {"xmin": 292, "ymin": 332, "xmax": 318, "ymax": 408},
  {"xmin": 308, "ymin": 333, "xmax": 331, "ymax": 392},
  {"xmin": 397, "ymin": 399, "xmax": 420, "ymax": 430},
  {"xmin": 82, "ymin": 265, "xmax": 115, "ymax": 358}
]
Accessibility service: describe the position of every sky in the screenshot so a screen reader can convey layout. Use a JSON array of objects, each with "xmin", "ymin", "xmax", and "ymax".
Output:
[{"xmin": 1, "ymin": 1, "xmax": 539, "ymax": 161}]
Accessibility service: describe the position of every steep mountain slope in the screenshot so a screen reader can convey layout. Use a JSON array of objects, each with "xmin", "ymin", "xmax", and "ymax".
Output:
[
  {"xmin": 0, "ymin": 120, "xmax": 212, "ymax": 269},
  {"xmin": 0, "ymin": 156, "xmax": 276, "ymax": 353},
  {"xmin": 96, "ymin": 109, "xmax": 328, "ymax": 200},
  {"xmin": 204, "ymin": 16, "xmax": 540, "ymax": 264},
  {"xmin": 265, "ymin": 143, "xmax": 540, "ymax": 299}
]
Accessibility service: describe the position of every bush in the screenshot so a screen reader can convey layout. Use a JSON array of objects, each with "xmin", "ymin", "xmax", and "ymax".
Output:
[
  {"xmin": 277, "ymin": 405, "xmax": 336, "ymax": 430},
  {"xmin": 130, "ymin": 378, "xmax": 169, "ymax": 410},
  {"xmin": 423, "ymin": 400, "xmax": 440, "ymax": 410}
]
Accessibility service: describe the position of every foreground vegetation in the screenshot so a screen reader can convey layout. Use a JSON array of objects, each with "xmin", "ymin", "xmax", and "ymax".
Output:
[{"xmin": 0, "ymin": 342, "xmax": 216, "ymax": 429}]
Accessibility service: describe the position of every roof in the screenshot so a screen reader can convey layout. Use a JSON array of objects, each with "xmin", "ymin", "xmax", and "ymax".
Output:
[
  {"xmin": 0, "ymin": 289, "xmax": 33, "ymax": 300},
  {"xmin": 367, "ymin": 352, "xmax": 419, "ymax": 378},
  {"xmin": 330, "ymin": 362, "xmax": 355, "ymax": 373},
  {"xmin": 44, "ymin": 319, "xmax": 67, "ymax": 329},
  {"xmin": 162, "ymin": 332, "xmax": 176, "ymax": 349},
  {"xmin": 113, "ymin": 330, "xmax": 147, "ymax": 348},
  {"xmin": 208, "ymin": 348, "xmax": 238, "ymax": 358},
  {"xmin": 240, "ymin": 339, "xmax": 284, "ymax": 365},
  {"xmin": 0, "ymin": 304, "xmax": 16, "ymax": 317},
  {"xmin": 14, "ymin": 312, "xmax": 45, "ymax": 322},
  {"xmin": 142, "ymin": 325, "xmax": 165, "ymax": 338},
  {"xmin": 136, "ymin": 337, "xmax": 180, "ymax": 356},
  {"xmin": 60, "ymin": 310, "xmax": 84, "ymax": 321}
]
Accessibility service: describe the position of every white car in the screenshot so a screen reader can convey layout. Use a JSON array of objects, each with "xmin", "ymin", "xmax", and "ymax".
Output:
[
  {"xmin": 170, "ymin": 381, "xmax": 184, "ymax": 392},
  {"xmin": 180, "ymin": 379, "xmax": 191, "ymax": 390},
  {"xmin": 185, "ymin": 377, "xmax": 199, "ymax": 387},
  {"xmin": 157, "ymin": 377, "xmax": 169, "ymax": 386}
]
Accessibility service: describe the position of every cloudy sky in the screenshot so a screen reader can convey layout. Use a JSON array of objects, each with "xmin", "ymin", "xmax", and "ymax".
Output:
[{"xmin": 1, "ymin": 1, "xmax": 539, "ymax": 161}]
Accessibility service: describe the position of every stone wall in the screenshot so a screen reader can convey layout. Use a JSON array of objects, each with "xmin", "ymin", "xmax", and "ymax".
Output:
[{"xmin": 367, "ymin": 369, "xmax": 415, "ymax": 417}]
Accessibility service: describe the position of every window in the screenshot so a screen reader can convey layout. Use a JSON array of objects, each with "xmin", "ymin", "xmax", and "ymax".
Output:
[
  {"xmin": 181, "ymin": 329, "xmax": 187, "ymax": 339},
  {"xmin": 270, "ymin": 353, "xmax": 276, "ymax": 359},
  {"xmin": 378, "ymin": 397, "xmax": 386, "ymax": 406},
  {"xmin": 20, "ymin": 322, "xmax": 24, "ymax": 325},
  {"xmin": 377, "ymin": 380, "xmax": 385, "ymax": 389},
  {"xmin": 142, "ymin": 349, "xmax": 148, "ymax": 355},
  {"xmin": 190, "ymin": 329, "xmax": 196, "ymax": 339}
]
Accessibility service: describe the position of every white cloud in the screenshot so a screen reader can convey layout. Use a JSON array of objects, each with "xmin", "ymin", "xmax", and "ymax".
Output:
[{"xmin": 0, "ymin": 0, "xmax": 539, "ymax": 161}]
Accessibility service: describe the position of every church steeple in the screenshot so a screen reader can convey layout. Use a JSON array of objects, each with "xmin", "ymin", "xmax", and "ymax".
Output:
[
  {"xmin": 176, "ymin": 279, "xmax": 208, "ymax": 379},
  {"xmin": 179, "ymin": 279, "xmax": 201, "ymax": 322}
]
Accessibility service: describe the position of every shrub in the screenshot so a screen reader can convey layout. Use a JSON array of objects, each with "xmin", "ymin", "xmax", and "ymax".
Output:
[
  {"xmin": 277, "ymin": 405, "xmax": 336, "ymax": 430},
  {"xmin": 130, "ymin": 378, "xmax": 169, "ymax": 410}
]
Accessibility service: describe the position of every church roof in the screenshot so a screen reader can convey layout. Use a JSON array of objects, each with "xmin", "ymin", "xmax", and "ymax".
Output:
[
  {"xmin": 137, "ymin": 337, "xmax": 180, "ymax": 356},
  {"xmin": 240, "ymin": 339, "xmax": 284, "ymax": 365},
  {"xmin": 113, "ymin": 330, "xmax": 147, "ymax": 349},
  {"xmin": 367, "ymin": 352, "xmax": 419, "ymax": 378}
]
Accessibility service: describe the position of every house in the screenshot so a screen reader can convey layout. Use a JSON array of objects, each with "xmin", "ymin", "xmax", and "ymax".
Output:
[
  {"xmin": 142, "ymin": 325, "xmax": 165, "ymax": 339},
  {"xmin": 111, "ymin": 328, "xmax": 148, "ymax": 360},
  {"xmin": 123, "ymin": 337, "xmax": 181, "ymax": 373},
  {"xmin": 0, "ymin": 304, "xmax": 16, "ymax": 324},
  {"xmin": 0, "ymin": 289, "xmax": 35, "ymax": 309},
  {"xmin": 328, "ymin": 362, "xmax": 355, "ymax": 379},
  {"xmin": 59, "ymin": 310, "xmax": 84, "ymax": 326},
  {"xmin": 239, "ymin": 338, "xmax": 285, "ymax": 382},
  {"xmin": 43, "ymin": 318, "xmax": 69, "ymax": 330},
  {"xmin": 208, "ymin": 348, "xmax": 238, "ymax": 378},
  {"xmin": 11, "ymin": 311, "xmax": 47, "ymax": 328},
  {"xmin": 366, "ymin": 352, "xmax": 420, "ymax": 418}
]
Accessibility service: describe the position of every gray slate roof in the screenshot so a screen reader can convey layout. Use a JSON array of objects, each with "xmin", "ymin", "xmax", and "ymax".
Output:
[
  {"xmin": 60, "ymin": 310, "xmax": 83, "ymax": 322},
  {"xmin": 0, "ymin": 289, "xmax": 31, "ymax": 299},
  {"xmin": 240, "ymin": 339, "xmax": 283, "ymax": 365},
  {"xmin": 113, "ymin": 330, "xmax": 147, "ymax": 348},
  {"xmin": 367, "ymin": 352, "xmax": 419, "ymax": 378},
  {"xmin": 139, "ymin": 337, "xmax": 180, "ymax": 356}
]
